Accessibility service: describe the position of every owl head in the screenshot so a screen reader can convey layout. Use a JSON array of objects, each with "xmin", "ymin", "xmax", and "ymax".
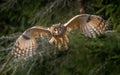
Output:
[{"xmin": 50, "ymin": 23, "xmax": 66, "ymax": 36}]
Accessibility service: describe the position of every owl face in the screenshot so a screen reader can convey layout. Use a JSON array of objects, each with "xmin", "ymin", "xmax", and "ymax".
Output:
[{"xmin": 51, "ymin": 23, "xmax": 65, "ymax": 36}]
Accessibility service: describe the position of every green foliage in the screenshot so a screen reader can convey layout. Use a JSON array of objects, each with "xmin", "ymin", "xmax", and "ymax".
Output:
[
  {"xmin": 89, "ymin": 0, "xmax": 120, "ymax": 30},
  {"xmin": 1, "ymin": 32, "xmax": 119, "ymax": 75},
  {"xmin": 0, "ymin": 0, "xmax": 120, "ymax": 75}
]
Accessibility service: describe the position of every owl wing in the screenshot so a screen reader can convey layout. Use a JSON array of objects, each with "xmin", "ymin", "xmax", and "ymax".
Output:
[
  {"xmin": 12, "ymin": 26, "xmax": 51, "ymax": 58},
  {"xmin": 64, "ymin": 14, "xmax": 108, "ymax": 38}
]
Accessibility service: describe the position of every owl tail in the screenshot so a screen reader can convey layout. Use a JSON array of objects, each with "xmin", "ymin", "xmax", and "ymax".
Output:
[{"xmin": 0, "ymin": 54, "xmax": 14, "ymax": 74}]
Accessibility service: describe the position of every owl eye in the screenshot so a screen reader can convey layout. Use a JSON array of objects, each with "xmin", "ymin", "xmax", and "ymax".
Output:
[{"xmin": 54, "ymin": 28, "xmax": 57, "ymax": 31}]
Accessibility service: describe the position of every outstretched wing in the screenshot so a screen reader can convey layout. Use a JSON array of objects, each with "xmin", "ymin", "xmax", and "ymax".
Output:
[
  {"xmin": 64, "ymin": 14, "xmax": 108, "ymax": 38},
  {"xmin": 12, "ymin": 26, "xmax": 51, "ymax": 58}
]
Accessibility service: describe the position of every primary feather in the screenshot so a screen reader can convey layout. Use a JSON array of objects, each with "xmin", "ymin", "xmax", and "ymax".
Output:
[
  {"xmin": 12, "ymin": 26, "xmax": 51, "ymax": 57},
  {"xmin": 64, "ymin": 14, "xmax": 108, "ymax": 38}
]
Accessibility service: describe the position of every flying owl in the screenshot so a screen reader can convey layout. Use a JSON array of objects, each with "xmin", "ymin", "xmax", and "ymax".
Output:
[
  {"xmin": 11, "ymin": 14, "xmax": 108, "ymax": 58},
  {"xmin": 0, "ymin": 14, "xmax": 109, "ymax": 74}
]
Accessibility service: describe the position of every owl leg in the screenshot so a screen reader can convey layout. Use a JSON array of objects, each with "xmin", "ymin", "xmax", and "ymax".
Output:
[
  {"xmin": 59, "ymin": 37, "xmax": 64, "ymax": 44},
  {"xmin": 55, "ymin": 37, "xmax": 62, "ymax": 50},
  {"xmin": 58, "ymin": 39, "xmax": 62, "ymax": 50},
  {"xmin": 49, "ymin": 37, "xmax": 63, "ymax": 50},
  {"xmin": 49, "ymin": 37, "xmax": 57, "ymax": 44},
  {"xmin": 63, "ymin": 35, "xmax": 69, "ymax": 50},
  {"xmin": 65, "ymin": 35, "xmax": 69, "ymax": 43}
]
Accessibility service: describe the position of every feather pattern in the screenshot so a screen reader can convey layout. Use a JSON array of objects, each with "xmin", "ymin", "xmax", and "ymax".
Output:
[
  {"xmin": 0, "ymin": 14, "xmax": 109, "ymax": 75},
  {"xmin": 12, "ymin": 26, "xmax": 51, "ymax": 57},
  {"xmin": 64, "ymin": 14, "xmax": 108, "ymax": 38},
  {"xmin": 12, "ymin": 14, "xmax": 108, "ymax": 57}
]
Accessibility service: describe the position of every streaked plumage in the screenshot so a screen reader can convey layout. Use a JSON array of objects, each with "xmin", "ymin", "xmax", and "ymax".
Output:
[
  {"xmin": 0, "ymin": 14, "xmax": 109, "ymax": 74},
  {"xmin": 11, "ymin": 14, "xmax": 108, "ymax": 57}
]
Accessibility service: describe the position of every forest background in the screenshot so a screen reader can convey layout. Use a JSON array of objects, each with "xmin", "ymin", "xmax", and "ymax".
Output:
[{"xmin": 0, "ymin": 0, "xmax": 120, "ymax": 75}]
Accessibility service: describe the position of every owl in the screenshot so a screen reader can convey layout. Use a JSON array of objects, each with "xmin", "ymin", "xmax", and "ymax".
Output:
[
  {"xmin": 11, "ymin": 14, "xmax": 108, "ymax": 58},
  {"xmin": 0, "ymin": 14, "xmax": 109, "ymax": 74}
]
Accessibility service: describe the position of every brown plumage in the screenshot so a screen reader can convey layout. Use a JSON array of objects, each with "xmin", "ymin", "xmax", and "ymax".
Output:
[
  {"xmin": 12, "ymin": 14, "xmax": 108, "ymax": 57},
  {"xmin": 0, "ymin": 14, "xmax": 108, "ymax": 74}
]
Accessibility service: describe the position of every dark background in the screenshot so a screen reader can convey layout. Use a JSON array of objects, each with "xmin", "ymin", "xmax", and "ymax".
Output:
[{"xmin": 0, "ymin": 0, "xmax": 120, "ymax": 75}]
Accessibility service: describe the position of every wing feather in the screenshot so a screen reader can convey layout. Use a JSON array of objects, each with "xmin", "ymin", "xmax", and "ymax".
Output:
[
  {"xmin": 82, "ymin": 24, "xmax": 88, "ymax": 36},
  {"xmin": 64, "ymin": 14, "xmax": 108, "ymax": 38},
  {"xmin": 12, "ymin": 26, "xmax": 51, "ymax": 58},
  {"xmin": 85, "ymin": 24, "xmax": 92, "ymax": 37}
]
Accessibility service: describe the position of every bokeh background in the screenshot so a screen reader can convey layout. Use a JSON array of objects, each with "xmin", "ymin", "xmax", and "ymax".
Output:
[{"xmin": 0, "ymin": 0, "xmax": 120, "ymax": 75}]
